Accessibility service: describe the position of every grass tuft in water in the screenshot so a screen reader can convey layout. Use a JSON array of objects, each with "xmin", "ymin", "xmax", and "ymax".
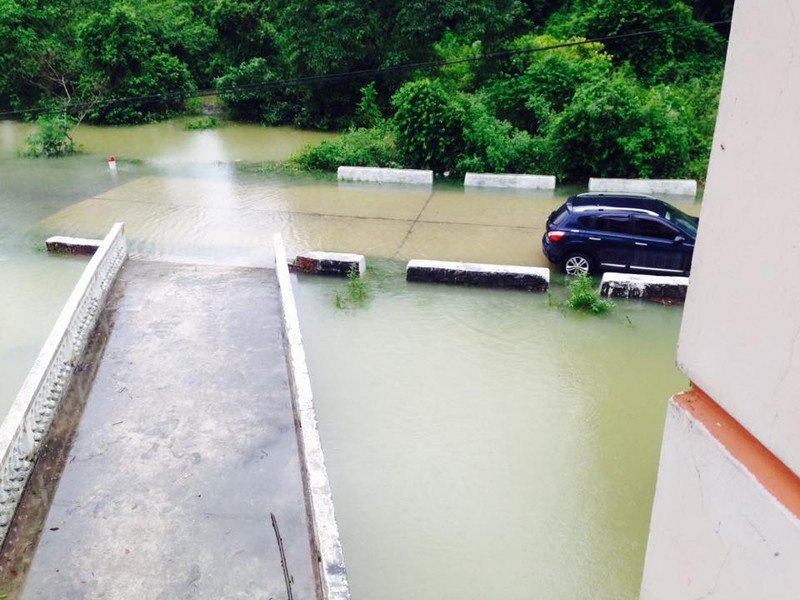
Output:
[
  {"xmin": 565, "ymin": 273, "xmax": 614, "ymax": 315},
  {"xmin": 335, "ymin": 266, "xmax": 370, "ymax": 309}
]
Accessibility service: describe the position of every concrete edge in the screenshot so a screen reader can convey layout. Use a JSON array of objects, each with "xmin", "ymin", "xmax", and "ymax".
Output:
[
  {"xmin": 406, "ymin": 259, "xmax": 550, "ymax": 292},
  {"xmin": 599, "ymin": 272, "xmax": 689, "ymax": 303},
  {"xmin": 45, "ymin": 236, "xmax": 103, "ymax": 256},
  {"xmin": 273, "ymin": 234, "xmax": 351, "ymax": 600},
  {"xmin": 292, "ymin": 252, "xmax": 366, "ymax": 277},
  {"xmin": 0, "ymin": 223, "xmax": 128, "ymax": 545},
  {"xmin": 337, "ymin": 166, "xmax": 433, "ymax": 185},
  {"xmin": 464, "ymin": 173, "xmax": 556, "ymax": 190},
  {"xmin": 588, "ymin": 177, "xmax": 698, "ymax": 197}
]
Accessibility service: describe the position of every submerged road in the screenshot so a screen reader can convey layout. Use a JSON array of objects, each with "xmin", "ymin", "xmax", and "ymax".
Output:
[{"xmin": 13, "ymin": 260, "xmax": 315, "ymax": 599}]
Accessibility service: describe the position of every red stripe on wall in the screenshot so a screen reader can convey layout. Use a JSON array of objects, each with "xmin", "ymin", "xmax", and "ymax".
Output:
[{"xmin": 675, "ymin": 386, "xmax": 800, "ymax": 520}]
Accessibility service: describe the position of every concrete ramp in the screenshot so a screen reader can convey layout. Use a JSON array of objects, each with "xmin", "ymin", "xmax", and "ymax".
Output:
[{"xmin": 14, "ymin": 261, "xmax": 316, "ymax": 599}]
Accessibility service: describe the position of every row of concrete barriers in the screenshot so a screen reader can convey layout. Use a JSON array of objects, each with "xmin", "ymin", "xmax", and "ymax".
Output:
[
  {"xmin": 291, "ymin": 251, "xmax": 690, "ymax": 302},
  {"xmin": 337, "ymin": 166, "xmax": 698, "ymax": 196}
]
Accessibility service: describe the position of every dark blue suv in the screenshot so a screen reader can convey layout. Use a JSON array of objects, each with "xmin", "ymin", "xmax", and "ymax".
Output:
[{"xmin": 542, "ymin": 193, "xmax": 699, "ymax": 276}]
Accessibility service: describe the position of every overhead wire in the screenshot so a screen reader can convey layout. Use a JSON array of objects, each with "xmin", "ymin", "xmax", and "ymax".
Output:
[{"xmin": 0, "ymin": 19, "xmax": 732, "ymax": 120}]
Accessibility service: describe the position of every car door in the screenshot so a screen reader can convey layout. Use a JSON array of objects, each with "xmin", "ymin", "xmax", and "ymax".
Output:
[
  {"xmin": 589, "ymin": 214, "xmax": 634, "ymax": 270},
  {"xmin": 629, "ymin": 216, "xmax": 689, "ymax": 274}
]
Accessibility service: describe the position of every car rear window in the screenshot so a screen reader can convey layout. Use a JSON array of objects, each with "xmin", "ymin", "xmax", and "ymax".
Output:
[{"xmin": 550, "ymin": 205, "xmax": 570, "ymax": 225}]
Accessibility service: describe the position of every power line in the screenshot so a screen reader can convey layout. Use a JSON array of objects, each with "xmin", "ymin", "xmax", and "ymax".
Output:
[{"xmin": 0, "ymin": 19, "xmax": 731, "ymax": 120}]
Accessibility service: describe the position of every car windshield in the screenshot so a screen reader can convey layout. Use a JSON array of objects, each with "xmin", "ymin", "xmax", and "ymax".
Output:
[{"xmin": 664, "ymin": 205, "xmax": 699, "ymax": 236}]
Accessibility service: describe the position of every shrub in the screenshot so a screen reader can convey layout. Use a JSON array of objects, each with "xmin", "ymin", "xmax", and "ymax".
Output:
[
  {"xmin": 23, "ymin": 113, "xmax": 76, "ymax": 157},
  {"xmin": 565, "ymin": 273, "xmax": 614, "ymax": 314},
  {"xmin": 391, "ymin": 78, "xmax": 465, "ymax": 176},
  {"xmin": 291, "ymin": 126, "xmax": 399, "ymax": 172}
]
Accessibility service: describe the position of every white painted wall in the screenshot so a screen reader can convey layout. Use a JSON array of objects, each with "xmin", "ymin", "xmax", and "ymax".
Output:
[
  {"xmin": 588, "ymin": 177, "xmax": 696, "ymax": 196},
  {"xmin": 676, "ymin": 0, "xmax": 800, "ymax": 475},
  {"xmin": 640, "ymin": 400, "xmax": 800, "ymax": 600}
]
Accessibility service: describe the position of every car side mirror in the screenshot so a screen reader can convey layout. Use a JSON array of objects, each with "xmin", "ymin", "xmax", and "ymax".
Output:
[{"xmin": 673, "ymin": 235, "xmax": 686, "ymax": 244}]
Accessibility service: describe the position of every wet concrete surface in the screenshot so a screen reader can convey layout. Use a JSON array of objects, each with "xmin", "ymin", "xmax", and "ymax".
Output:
[{"xmin": 13, "ymin": 260, "xmax": 315, "ymax": 600}]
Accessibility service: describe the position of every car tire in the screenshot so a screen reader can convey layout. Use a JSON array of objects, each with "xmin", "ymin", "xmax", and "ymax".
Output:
[{"xmin": 562, "ymin": 252, "xmax": 593, "ymax": 276}]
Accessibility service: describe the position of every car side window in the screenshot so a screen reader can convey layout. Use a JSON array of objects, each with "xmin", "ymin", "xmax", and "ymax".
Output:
[
  {"xmin": 632, "ymin": 217, "xmax": 679, "ymax": 240},
  {"xmin": 576, "ymin": 215, "xmax": 595, "ymax": 229},
  {"xmin": 594, "ymin": 215, "xmax": 631, "ymax": 234}
]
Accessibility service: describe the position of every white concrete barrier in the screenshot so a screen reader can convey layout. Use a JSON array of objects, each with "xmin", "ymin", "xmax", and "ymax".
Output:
[
  {"xmin": 292, "ymin": 252, "xmax": 366, "ymax": 277},
  {"xmin": 337, "ymin": 166, "xmax": 432, "ymax": 185},
  {"xmin": 0, "ymin": 223, "xmax": 127, "ymax": 543},
  {"xmin": 274, "ymin": 234, "xmax": 351, "ymax": 600},
  {"xmin": 464, "ymin": 173, "xmax": 556, "ymax": 190},
  {"xmin": 589, "ymin": 177, "xmax": 697, "ymax": 197},
  {"xmin": 600, "ymin": 272, "xmax": 689, "ymax": 303},
  {"xmin": 46, "ymin": 235, "xmax": 103, "ymax": 255},
  {"xmin": 406, "ymin": 259, "xmax": 549, "ymax": 291}
]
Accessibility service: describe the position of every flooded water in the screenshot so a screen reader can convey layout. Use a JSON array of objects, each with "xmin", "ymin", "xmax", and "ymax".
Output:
[{"xmin": 0, "ymin": 119, "xmax": 701, "ymax": 599}]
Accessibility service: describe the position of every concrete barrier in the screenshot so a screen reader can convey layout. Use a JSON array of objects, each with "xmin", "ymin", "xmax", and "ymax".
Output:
[
  {"xmin": 589, "ymin": 177, "xmax": 697, "ymax": 197},
  {"xmin": 0, "ymin": 223, "xmax": 127, "ymax": 544},
  {"xmin": 337, "ymin": 166, "xmax": 433, "ymax": 185},
  {"xmin": 406, "ymin": 259, "xmax": 549, "ymax": 291},
  {"xmin": 600, "ymin": 272, "xmax": 689, "ymax": 303},
  {"xmin": 45, "ymin": 236, "xmax": 103, "ymax": 255},
  {"xmin": 464, "ymin": 173, "xmax": 556, "ymax": 190},
  {"xmin": 273, "ymin": 234, "xmax": 351, "ymax": 600},
  {"xmin": 292, "ymin": 252, "xmax": 366, "ymax": 277}
]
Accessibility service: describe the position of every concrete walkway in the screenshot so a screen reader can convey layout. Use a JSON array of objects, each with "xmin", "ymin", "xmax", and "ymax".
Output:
[{"xmin": 16, "ymin": 261, "xmax": 315, "ymax": 599}]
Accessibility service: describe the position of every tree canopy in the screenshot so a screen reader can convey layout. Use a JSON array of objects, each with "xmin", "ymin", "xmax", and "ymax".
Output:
[{"xmin": 2, "ymin": 0, "xmax": 732, "ymax": 180}]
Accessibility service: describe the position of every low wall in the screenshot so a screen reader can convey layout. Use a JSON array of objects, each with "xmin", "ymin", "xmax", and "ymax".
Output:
[
  {"xmin": 589, "ymin": 177, "xmax": 697, "ymax": 197},
  {"xmin": 0, "ymin": 223, "xmax": 127, "ymax": 544},
  {"xmin": 45, "ymin": 236, "xmax": 102, "ymax": 256},
  {"xmin": 337, "ymin": 166, "xmax": 433, "ymax": 185},
  {"xmin": 599, "ymin": 272, "xmax": 689, "ymax": 303},
  {"xmin": 406, "ymin": 259, "xmax": 549, "ymax": 291},
  {"xmin": 464, "ymin": 173, "xmax": 556, "ymax": 190},
  {"xmin": 273, "ymin": 234, "xmax": 351, "ymax": 600},
  {"xmin": 292, "ymin": 252, "xmax": 366, "ymax": 277}
]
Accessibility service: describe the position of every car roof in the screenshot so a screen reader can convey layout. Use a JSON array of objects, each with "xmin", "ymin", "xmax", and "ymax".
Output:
[{"xmin": 567, "ymin": 193, "xmax": 666, "ymax": 217}]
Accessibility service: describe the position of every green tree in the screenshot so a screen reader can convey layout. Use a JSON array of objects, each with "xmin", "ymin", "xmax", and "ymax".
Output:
[
  {"xmin": 215, "ymin": 57, "xmax": 291, "ymax": 123},
  {"xmin": 76, "ymin": 5, "xmax": 195, "ymax": 123},
  {"xmin": 485, "ymin": 34, "xmax": 612, "ymax": 132},
  {"xmin": 548, "ymin": 0, "xmax": 725, "ymax": 81},
  {"xmin": 548, "ymin": 71, "xmax": 697, "ymax": 181},
  {"xmin": 391, "ymin": 78, "xmax": 465, "ymax": 175}
]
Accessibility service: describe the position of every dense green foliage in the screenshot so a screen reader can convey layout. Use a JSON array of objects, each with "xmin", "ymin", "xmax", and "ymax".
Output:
[
  {"xmin": 565, "ymin": 273, "xmax": 614, "ymax": 314},
  {"xmin": 3, "ymin": 0, "xmax": 731, "ymax": 178}
]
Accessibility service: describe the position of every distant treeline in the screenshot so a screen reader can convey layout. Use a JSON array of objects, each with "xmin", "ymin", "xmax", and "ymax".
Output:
[{"xmin": 1, "ymin": 0, "xmax": 733, "ymax": 180}]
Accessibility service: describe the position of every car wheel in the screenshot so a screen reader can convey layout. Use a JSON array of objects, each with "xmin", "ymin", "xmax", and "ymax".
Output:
[{"xmin": 562, "ymin": 253, "xmax": 593, "ymax": 276}]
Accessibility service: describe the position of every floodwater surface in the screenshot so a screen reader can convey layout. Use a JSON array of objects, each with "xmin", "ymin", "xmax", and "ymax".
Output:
[{"xmin": 0, "ymin": 119, "xmax": 701, "ymax": 600}]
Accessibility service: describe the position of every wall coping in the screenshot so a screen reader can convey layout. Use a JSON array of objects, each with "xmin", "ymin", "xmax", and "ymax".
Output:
[
  {"xmin": 0, "ymin": 223, "xmax": 127, "ymax": 543},
  {"xmin": 273, "ymin": 234, "xmax": 351, "ymax": 600}
]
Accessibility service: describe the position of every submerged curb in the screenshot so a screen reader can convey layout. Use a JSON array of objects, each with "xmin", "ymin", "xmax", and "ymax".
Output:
[
  {"xmin": 291, "ymin": 252, "xmax": 366, "ymax": 277},
  {"xmin": 273, "ymin": 234, "xmax": 351, "ymax": 600},
  {"xmin": 45, "ymin": 236, "xmax": 103, "ymax": 256},
  {"xmin": 589, "ymin": 177, "xmax": 697, "ymax": 197},
  {"xmin": 464, "ymin": 173, "xmax": 556, "ymax": 190},
  {"xmin": 337, "ymin": 166, "xmax": 433, "ymax": 185},
  {"xmin": 406, "ymin": 259, "xmax": 549, "ymax": 291},
  {"xmin": 599, "ymin": 272, "xmax": 689, "ymax": 303}
]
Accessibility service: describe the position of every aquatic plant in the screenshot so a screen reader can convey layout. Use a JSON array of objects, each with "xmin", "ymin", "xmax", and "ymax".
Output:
[{"xmin": 184, "ymin": 116, "xmax": 218, "ymax": 130}]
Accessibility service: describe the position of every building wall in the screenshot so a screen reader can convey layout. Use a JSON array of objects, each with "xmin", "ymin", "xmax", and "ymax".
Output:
[
  {"xmin": 676, "ymin": 0, "xmax": 800, "ymax": 475},
  {"xmin": 640, "ymin": 1, "xmax": 800, "ymax": 597}
]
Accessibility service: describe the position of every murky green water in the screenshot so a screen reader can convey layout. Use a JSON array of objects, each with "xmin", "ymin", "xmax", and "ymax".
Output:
[{"xmin": 0, "ymin": 119, "xmax": 700, "ymax": 600}]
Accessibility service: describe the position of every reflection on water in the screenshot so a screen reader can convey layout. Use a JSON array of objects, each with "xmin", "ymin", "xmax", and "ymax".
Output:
[
  {"xmin": 294, "ymin": 273, "xmax": 686, "ymax": 600},
  {"xmin": 0, "ymin": 119, "xmax": 700, "ymax": 600}
]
